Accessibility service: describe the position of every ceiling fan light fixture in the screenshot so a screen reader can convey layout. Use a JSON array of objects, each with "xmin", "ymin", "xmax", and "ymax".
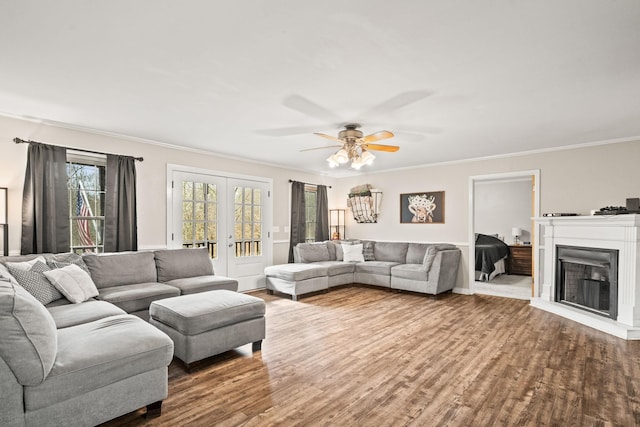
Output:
[
  {"xmin": 326, "ymin": 154, "xmax": 339, "ymax": 168},
  {"xmin": 335, "ymin": 148, "xmax": 349, "ymax": 164},
  {"xmin": 360, "ymin": 149, "xmax": 375, "ymax": 165},
  {"xmin": 351, "ymin": 156, "xmax": 364, "ymax": 170}
]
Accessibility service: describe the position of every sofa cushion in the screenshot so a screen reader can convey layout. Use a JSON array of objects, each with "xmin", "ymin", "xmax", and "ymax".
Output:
[
  {"xmin": 391, "ymin": 264, "xmax": 429, "ymax": 281},
  {"xmin": 98, "ymin": 282, "xmax": 181, "ymax": 313},
  {"xmin": 154, "ymin": 248, "xmax": 214, "ymax": 282},
  {"xmin": 8, "ymin": 261, "xmax": 64, "ymax": 305},
  {"xmin": 311, "ymin": 261, "xmax": 356, "ymax": 276},
  {"xmin": 264, "ymin": 264, "xmax": 328, "ymax": 281},
  {"xmin": 149, "ymin": 290, "xmax": 265, "ymax": 335},
  {"xmin": 47, "ymin": 300, "xmax": 126, "ymax": 329},
  {"xmin": 406, "ymin": 243, "xmax": 429, "ymax": 264},
  {"xmin": 0, "ymin": 263, "xmax": 19, "ymax": 287},
  {"xmin": 326, "ymin": 241, "xmax": 337, "ymax": 260},
  {"xmin": 43, "ymin": 264, "xmax": 99, "ymax": 303},
  {"xmin": 423, "ymin": 244, "xmax": 458, "ymax": 272},
  {"xmin": 355, "ymin": 261, "xmax": 400, "ymax": 275},
  {"xmin": 373, "ymin": 242, "xmax": 409, "ymax": 263},
  {"xmin": 296, "ymin": 242, "xmax": 331, "ymax": 263},
  {"xmin": 327, "ymin": 241, "xmax": 341, "ymax": 261},
  {"xmin": 83, "ymin": 252, "xmax": 157, "ymax": 288},
  {"xmin": 24, "ymin": 314, "xmax": 173, "ymax": 411},
  {"xmin": 0, "ymin": 281, "xmax": 57, "ymax": 385},
  {"xmin": 165, "ymin": 275, "xmax": 238, "ymax": 295}
]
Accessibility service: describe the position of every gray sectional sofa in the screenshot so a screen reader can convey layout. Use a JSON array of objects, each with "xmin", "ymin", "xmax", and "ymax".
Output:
[
  {"xmin": 0, "ymin": 247, "xmax": 238, "ymax": 427},
  {"xmin": 265, "ymin": 240, "xmax": 461, "ymax": 300}
]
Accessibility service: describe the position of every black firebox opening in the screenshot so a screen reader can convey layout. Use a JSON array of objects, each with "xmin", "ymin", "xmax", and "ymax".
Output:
[{"xmin": 555, "ymin": 245, "xmax": 618, "ymax": 320}]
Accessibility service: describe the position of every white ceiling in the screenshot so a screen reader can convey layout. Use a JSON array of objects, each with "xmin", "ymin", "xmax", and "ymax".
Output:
[{"xmin": 1, "ymin": 1, "xmax": 639, "ymax": 177}]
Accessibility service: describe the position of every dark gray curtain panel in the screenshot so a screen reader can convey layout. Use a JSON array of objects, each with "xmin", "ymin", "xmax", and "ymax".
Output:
[
  {"xmin": 21, "ymin": 142, "xmax": 69, "ymax": 254},
  {"xmin": 315, "ymin": 185, "xmax": 329, "ymax": 242},
  {"xmin": 288, "ymin": 181, "xmax": 306, "ymax": 263},
  {"xmin": 104, "ymin": 154, "xmax": 138, "ymax": 252}
]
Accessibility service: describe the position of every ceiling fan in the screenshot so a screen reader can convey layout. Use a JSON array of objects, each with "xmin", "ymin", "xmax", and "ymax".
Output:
[
  {"xmin": 255, "ymin": 90, "xmax": 439, "ymax": 169},
  {"xmin": 302, "ymin": 123, "xmax": 399, "ymax": 169}
]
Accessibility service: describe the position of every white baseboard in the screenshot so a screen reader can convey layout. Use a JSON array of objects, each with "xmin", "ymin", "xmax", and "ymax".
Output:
[{"xmin": 453, "ymin": 287, "xmax": 473, "ymax": 295}]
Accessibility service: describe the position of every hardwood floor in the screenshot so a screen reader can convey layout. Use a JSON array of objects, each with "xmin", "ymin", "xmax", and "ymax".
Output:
[{"xmin": 102, "ymin": 287, "xmax": 640, "ymax": 427}]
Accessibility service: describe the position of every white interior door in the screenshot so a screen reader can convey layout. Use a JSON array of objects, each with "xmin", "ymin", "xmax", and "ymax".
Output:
[
  {"xmin": 172, "ymin": 172, "xmax": 228, "ymax": 275},
  {"xmin": 226, "ymin": 178, "xmax": 272, "ymax": 291},
  {"xmin": 170, "ymin": 169, "xmax": 272, "ymax": 291}
]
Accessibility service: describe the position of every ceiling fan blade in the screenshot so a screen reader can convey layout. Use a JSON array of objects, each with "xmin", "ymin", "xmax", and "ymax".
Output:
[
  {"xmin": 361, "ymin": 90, "xmax": 433, "ymax": 118},
  {"xmin": 314, "ymin": 132, "xmax": 344, "ymax": 143},
  {"xmin": 363, "ymin": 130, "xmax": 394, "ymax": 143},
  {"xmin": 300, "ymin": 145, "xmax": 342, "ymax": 152},
  {"xmin": 283, "ymin": 94, "xmax": 342, "ymax": 124},
  {"xmin": 364, "ymin": 143, "xmax": 400, "ymax": 152},
  {"xmin": 255, "ymin": 125, "xmax": 326, "ymax": 137}
]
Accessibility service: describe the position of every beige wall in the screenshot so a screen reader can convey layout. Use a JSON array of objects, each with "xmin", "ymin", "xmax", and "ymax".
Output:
[
  {"xmin": 2, "ymin": 115, "xmax": 639, "ymax": 290},
  {"xmin": 332, "ymin": 139, "xmax": 640, "ymax": 243}
]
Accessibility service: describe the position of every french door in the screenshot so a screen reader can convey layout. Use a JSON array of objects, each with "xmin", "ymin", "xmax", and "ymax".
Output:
[{"xmin": 169, "ymin": 169, "xmax": 272, "ymax": 291}]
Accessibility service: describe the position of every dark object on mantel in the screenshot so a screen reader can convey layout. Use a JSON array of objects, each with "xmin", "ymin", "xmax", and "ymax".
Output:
[
  {"xmin": 542, "ymin": 213, "xmax": 579, "ymax": 217},
  {"xmin": 627, "ymin": 198, "xmax": 640, "ymax": 211},
  {"xmin": 594, "ymin": 206, "xmax": 639, "ymax": 215}
]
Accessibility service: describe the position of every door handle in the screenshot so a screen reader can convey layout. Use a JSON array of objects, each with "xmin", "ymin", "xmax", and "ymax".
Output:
[{"xmin": 228, "ymin": 243, "xmax": 233, "ymax": 248}]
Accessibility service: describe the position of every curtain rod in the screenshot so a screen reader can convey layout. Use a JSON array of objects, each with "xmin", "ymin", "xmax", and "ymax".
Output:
[
  {"xmin": 14, "ymin": 137, "xmax": 144, "ymax": 162},
  {"xmin": 289, "ymin": 179, "xmax": 332, "ymax": 189}
]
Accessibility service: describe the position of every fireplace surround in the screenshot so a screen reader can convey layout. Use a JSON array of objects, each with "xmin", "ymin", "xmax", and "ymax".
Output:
[{"xmin": 533, "ymin": 214, "xmax": 640, "ymax": 339}]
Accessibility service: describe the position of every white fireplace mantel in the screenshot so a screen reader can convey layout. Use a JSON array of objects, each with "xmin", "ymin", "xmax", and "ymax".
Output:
[{"xmin": 532, "ymin": 214, "xmax": 640, "ymax": 339}]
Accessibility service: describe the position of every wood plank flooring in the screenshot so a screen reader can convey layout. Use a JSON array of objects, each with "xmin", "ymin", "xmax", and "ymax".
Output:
[{"xmin": 101, "ymin": 287, "xmax": 640, "ymax": 427}]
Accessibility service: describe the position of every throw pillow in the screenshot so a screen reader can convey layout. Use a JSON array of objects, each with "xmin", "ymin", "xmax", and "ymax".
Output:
[
  {"xmin": 43, "ymin": 264, "xmax": 99, "ymax": 303},
  {"xmin": 362, "ymin": 240, "xmax": 375, "ymax": 261},
  {"xmin": 7, "ymin": 261, "xmax": 64, "ymax": 305},
  {"xmin": 342, "ymin": 243, "xmax": 365, "ymax": 262},
  {"xmin": 335, "ymin": 240, "xmax": 361, "ymax": 261},
  {"xmin": 48, "ymin": 253, "xmax": 91, "ymax": 275}
]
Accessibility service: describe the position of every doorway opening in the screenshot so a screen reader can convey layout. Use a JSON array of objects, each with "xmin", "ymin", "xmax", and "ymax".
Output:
[{"xmin": 469, "ymin": 170, "xmax": 540, "ymax": 300}]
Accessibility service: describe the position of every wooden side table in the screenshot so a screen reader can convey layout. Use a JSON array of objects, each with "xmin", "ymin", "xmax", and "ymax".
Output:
[{"xmin": 509, "ymin": 245, "xmax": 532, "ymax": 276}]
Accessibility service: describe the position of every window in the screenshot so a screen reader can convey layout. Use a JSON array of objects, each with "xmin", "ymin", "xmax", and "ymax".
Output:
[
  {"xmin": 66, "ymin": 153, "xmax": 106, "ymax": 253},
  {"xmin": 234, "ymin": 185, "xmax": 262, "ymax": 257},
  {"xmin": 304, "ymin": 185, "xmax": 317, "ymax": 242},
  {"xmin": 181, "ymin": 180, "xmax": 218, "ymax": 258}
]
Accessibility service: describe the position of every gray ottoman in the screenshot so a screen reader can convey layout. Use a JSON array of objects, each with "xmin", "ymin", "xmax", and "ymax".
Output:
[{"xmin": 149, "ymin": 290, "xmax": 265, "ymax": 369}]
